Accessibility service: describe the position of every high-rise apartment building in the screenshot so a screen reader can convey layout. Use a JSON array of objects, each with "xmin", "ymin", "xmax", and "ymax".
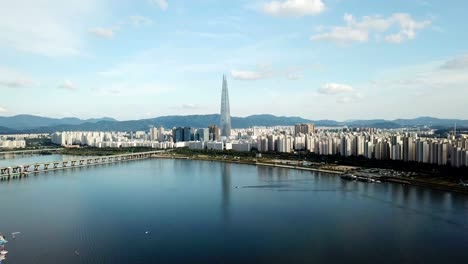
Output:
[
  {"xmin": 294, "ymin": 123, "xmax": 315, "ymax": 136},
  {"xmin": 150, "ymin": 127, "xmax": 159, "ymax": 141}
]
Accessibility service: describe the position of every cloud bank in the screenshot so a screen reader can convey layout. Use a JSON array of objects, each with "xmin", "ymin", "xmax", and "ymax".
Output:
[{"xmin": 311, "ymin": 13, "xmax": 431, "ymax": 44}]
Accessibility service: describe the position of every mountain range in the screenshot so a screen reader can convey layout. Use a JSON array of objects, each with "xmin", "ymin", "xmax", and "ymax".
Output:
[
  {"xmin": 0, "ymin": 114, "xmax": 466, "ymax": 134},
  {"xmin": 0, "ymin": 115, "xmax": 116, "ymax": 130}
]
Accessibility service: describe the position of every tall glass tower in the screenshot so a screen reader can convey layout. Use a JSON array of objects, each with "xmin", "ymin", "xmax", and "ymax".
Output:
[{"xmin": 220, "ymin": 74, "xmax": 231, "ymax": 138}]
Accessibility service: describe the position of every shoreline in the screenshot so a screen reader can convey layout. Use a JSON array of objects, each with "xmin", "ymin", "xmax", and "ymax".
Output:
[
  {"xmin": 152, "ymin": 154, "xmax": 343, "ymax": 174},
  {"xmin": 152, "ymin": 154, "xmax": 468, "ymax": 195},
  {"xmin": 1, "ymin": 151, "xmax": 467, "ymax": 195}
]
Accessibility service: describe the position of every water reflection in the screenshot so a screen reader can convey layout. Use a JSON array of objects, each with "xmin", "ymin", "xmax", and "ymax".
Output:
[
  {"xmin": 1, "ymin": 159, "xmax": 468, "ymax": 264},
  {"xmin": 257, "ymin": 166, "xmax": 291, "ymax": 182},
  {"xmin": 221, "ymin": 163, "xmax": 231, "ymax": 222}
]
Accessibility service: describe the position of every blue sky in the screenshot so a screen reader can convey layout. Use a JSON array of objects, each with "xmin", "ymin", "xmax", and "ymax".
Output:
[{"xmin": 0, "ymin": 0, "xmax": 467, "ymax": 121}]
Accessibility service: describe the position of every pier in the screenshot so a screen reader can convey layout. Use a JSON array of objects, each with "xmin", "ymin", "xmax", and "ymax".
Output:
[{"xmin": 0, "ymin": 150, "xmax": 166, "ymax": 180}]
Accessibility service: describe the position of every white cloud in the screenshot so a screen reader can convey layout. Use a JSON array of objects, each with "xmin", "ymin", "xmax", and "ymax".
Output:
[
  {"xmin": 89, "ymin": 15, "xmax": 152, "ymax": 39},
  {"xmin": 262, "ymin": 0, "xmax": 325, "ymax": 17},
  {"xmin": 58, "ymin": 80, "xmax": 77, "ymax": 90},
  {"xmin": 311, "ymin": 27, "xmax": 369, "ymax": 43},
  {"xmin": 231, "ymin": 69, "xmax": 271, "ymax": 81},
  {"xmin": 88, "ymin": 27, "xmax": 115, "ymax": 39},
  {"xmin": 440, "ymin": 54, "xmax": 468, "ymax": 70},
  {"xmin": 0, "ymin": 106, "xmax": 8, "ymax": 114},
  {"xmin": 319, "ymin": 83, "xmax": 354, "ymax": 94},
  {"xmin": 362, "ymin": 57, "xmax": 468, "ymax": 118},
  {"xmin": 384, "ymin": 13, "xmax": 431, "ymax": 43},
  {"xmin": 0, "ymin": 0, "xmax": 101, "ymax": 57},
  {"xmin": 149, "ymin": 0, "xmax": 168, "ymax": 10},
  {"xmin": 175, "ymin": 30, "xmax": 246, "ymax": 40},
  {"xmin": 311, "ymin": 13, "xmax": 431, "ymax": 44},
  {"xmin": 337, "ymin": 97, "xmax": 352, "ymax": 104},
  {"xmin": 231, "ymin": 65, "xmax": 310, "ymax": 81},
  {"xmin": 129, "ymin": 15, "xmax": 153, "ymax": 27},
  {"xmin": 0, "ymin": 79, "xmax": 34, "ymax": 88},
  {"xmin": 93, "ymin": 82, "xmax": 174, "ymax": 96},
  {"xmin": 181, "ymin": 104, "xmax": 200, "ymax": 110},
  {"xmin": 286, "ymin": 72, "xmax": 303, "ymax": 80},
  {"xmin": 0, "ymin": 66, "xmax": 37, "ymax": 88},
  {"xmin": 373, "ymin": 56, "xmax": 468, "ymax": 90}
]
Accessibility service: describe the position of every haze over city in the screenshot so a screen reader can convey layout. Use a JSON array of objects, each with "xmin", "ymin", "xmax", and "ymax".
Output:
[{"xmin": 1, "ymin": 0, "xmax": 467, "ymax": 120}]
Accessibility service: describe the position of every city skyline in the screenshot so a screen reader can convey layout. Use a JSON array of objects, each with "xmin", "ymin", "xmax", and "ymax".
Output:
[{"xmin": 1, "ymin": 0, "xmax": 468, "ymax": 120}]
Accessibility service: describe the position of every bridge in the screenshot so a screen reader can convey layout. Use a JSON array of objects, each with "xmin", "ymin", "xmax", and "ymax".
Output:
[
  {"xmin": 0, "ymin": 148, "xmax": 62, "ymax": 155},
  {"xmin": 0, "ymin": 150, "xmax": 167, "ymax": 180}
]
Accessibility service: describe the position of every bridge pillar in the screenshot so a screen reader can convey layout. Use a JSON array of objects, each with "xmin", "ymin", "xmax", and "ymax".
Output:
[
  {"xmin": 53, "ymin": 163, "xmax": 59, "ymax": 169},
  {"xmin": 44, "ymin": 164, "xmax": 49, "ymax": 170},
  {"xmin": 63, "ymin": 161, "xmax": 68, "ymax": 167},
  {"xmin": 34, "ymin": 165, "xmax": 40, "ymax": 171}
]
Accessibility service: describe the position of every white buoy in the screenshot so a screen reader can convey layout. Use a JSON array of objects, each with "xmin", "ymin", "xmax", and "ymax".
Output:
[{"xmin": 12, "ymin": 232, "xmax": 21, "ymax": 239}]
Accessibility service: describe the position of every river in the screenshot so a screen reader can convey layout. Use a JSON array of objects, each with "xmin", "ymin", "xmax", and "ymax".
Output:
[{"xmin": 0, "ymin": 156, "xmax": 467, "ymax": 263}]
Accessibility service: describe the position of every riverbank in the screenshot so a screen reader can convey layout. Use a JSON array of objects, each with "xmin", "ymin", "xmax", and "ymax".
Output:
[
  {"xmin": 152, "ymin": 154, "xmax": 344, "ymax": 174},
  {"xmin": 152, "ymin": 152, "xmax": 468, "ymax": 195},
  {"xmin": 2, "ymin": 148, "xmax": 467, "ymax": 194}
]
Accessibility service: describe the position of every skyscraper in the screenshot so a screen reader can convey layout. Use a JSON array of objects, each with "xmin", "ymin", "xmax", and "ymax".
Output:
[
  {"xmin": 209, "ymin": 125, "xmax": 220, "ymax": 141},
  {"xmin": 220, "ymin": 74, "xmax": 231, "ymax": 138}
]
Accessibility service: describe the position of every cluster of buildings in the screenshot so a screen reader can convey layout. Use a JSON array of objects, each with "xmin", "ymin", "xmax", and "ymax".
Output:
[
  {"xmin": 0, "ymin": 134, "xmax": 47, "ymax": 149},
  {"xmin": 51, "ymin": 130, "xmax": 174, "ymax": 149},
  {"xmin": 47, "ymin": 74, "xmax": 468, "ymax": 168},
  {"xmin": 0, "ymin": 139, "xmax": 26, "ymax": 149},
  {"xmin": 50, "ymin": 124, "xmax": 467, "ymax": 168},
  {"xmin": 248, "ymin": 126, "xmax": 468, "ymax": 168},
  {"xmin": 7, "ymin": 76, "xmax": 468, "ymax": 168}
]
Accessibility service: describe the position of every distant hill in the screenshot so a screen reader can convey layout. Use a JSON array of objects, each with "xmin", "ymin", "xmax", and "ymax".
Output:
[
  {"xmin": 19, "ymin": 114, "xmax": 314, "ymax": 133},
  {"xmin": 392, "ymin": 117, "xmax": 468, "ymax": 127},
  {"xmin": 0, "ymin": 126, "xmax": 19, "ymax": 134},
  {"xmin": 0, "ymin": 115, "xmax": 116, "ymax": 130},
  {"xmin": 0, "ymin": 114, "xmax": 467, "ymax": 133}
]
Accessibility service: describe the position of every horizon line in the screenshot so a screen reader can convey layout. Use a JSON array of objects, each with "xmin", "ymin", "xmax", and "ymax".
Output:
[{"xmin": 1, "ymin": 113, "xmax": 468, "ymax": 123}]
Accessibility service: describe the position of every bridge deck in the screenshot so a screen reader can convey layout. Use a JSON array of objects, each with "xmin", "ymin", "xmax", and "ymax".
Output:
[{"xmin": 0, "ymin": 150, "xmax": 167, "ymax": 180}]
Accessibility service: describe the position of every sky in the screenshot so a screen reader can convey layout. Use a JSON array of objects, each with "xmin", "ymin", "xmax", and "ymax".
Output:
[{"xmin": 0, "ymin": 0, "xmax": 467, "ymax": 121}]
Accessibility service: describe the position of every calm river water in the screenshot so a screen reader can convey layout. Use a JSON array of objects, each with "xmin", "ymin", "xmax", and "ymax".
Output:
[{"xmin": 0, "ymin": 156, "xmax": 468, "ymax": 264}]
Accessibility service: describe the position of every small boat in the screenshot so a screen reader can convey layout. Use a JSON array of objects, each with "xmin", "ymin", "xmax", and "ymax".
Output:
[
  {"xmin": 0, "ymin": 236, "xmax": 7, "ymax": 245},
  {"xmin": 11, "ymin": 232, "xmax": 21, "ymax": 239},
  {"xmin": 0, "ymin": 254, "xmax": 6, "ymax": 260},
  {"xmin": 0, "ymin": 250, "xmax": 8, "ymax": 255},
  {"xmin": 340, "ymin": 174, "xmax": 356, "ymax": 180}
]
